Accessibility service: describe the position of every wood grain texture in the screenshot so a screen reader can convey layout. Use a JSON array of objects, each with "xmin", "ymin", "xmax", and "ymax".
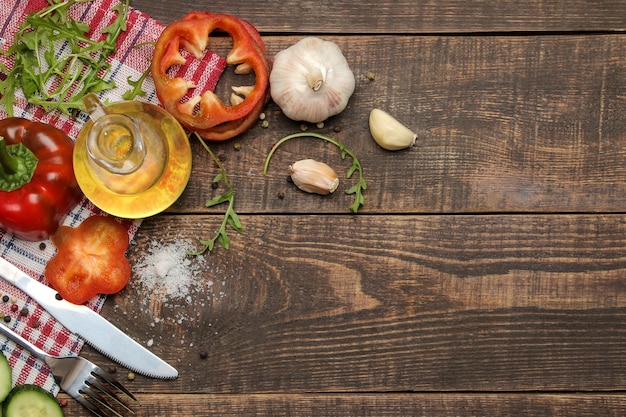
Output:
[
  {"xmin": 52, "ymin": 1, "xmax": 626, "ymax": 416},
  {"xmin": 130, "ymin": 0, "xmax": 626, "ymax": 33},
  {"xmin": 166, "ymin": 34, "xmax": 626, "ymax": 214},
  {"xmin": 85, "ymin": 214, "xmax": 626, "ymax": 395},
  {"xmin": 58, "ymin": 392, "xmax": 626, "ymax": 417}
]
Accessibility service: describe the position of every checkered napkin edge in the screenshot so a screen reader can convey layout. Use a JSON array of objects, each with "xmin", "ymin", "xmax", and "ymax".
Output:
[{"xmin": 0, "ymin": 0, "xmax": 225, "ymax": 394}]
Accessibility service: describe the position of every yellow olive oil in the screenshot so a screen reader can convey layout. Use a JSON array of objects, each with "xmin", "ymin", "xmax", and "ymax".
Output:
[{"xmin": 74, "ymin": 100, "xmax": 192, "ymax": 218}]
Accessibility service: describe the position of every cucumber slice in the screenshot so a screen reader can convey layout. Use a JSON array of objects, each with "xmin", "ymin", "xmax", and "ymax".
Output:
[
  {"xmin": 0, "ymin": 352, "xmax": 11, "ymax": 403},
  {"xmin": 2, "ymin": 384, "xmax": 64, "ymax": 417}
]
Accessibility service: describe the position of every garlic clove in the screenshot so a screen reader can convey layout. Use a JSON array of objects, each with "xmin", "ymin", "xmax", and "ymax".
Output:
[
  {"xmin": 289, "ymin": 159, "xmax": 339, "ymax": 195},
  {"xmin": 368, "ymin": 108, "xmax": 417, "ymax": 151}
]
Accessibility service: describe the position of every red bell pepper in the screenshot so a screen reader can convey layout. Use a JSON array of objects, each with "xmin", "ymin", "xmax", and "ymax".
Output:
[
  {"xmin": 45, "ymin": 215, "xmax": 131, "ymax": 305},
  {"xmin": 0, "ymin": 118, "xmax": 83, "ymax": 241},
  {"xmin": 151, "ymin": 12, "xmax": 270, "ymax": 141}
]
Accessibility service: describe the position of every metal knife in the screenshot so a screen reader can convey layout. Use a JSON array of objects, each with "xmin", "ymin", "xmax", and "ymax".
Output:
[{"xmin": 0, "ymin": 256, "xmax": 178, "ymax": 379}]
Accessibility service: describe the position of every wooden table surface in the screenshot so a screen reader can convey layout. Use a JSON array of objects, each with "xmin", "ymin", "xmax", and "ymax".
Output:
[{"xmin": 63, "ymin": 1, "xmax": 626, "ymax": 416}]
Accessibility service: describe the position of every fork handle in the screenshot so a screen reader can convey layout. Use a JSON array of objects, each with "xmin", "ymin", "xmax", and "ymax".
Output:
[{"xmin": 0, "ymin": 323, "xmax": 49, "ymax": 361}]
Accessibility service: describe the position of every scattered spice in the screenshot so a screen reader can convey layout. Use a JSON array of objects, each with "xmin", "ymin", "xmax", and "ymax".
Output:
[
  {"xmin": 59, "ymin": 399, "xmax": 68, "ymax": 408},
  {"xmin": 10, "ymin": 297, "xmax": 16, "ymax": 303},
  {"xmin": 108, "ymin": 366, "xmax": 117, "ymax": 374},
  {"xmin": 39, "ymin": 242, "xmax": 46, "ymax": 251},
  {"xmin": 366, "ymin": 71, "xmax": 376, "ymax": 81},
  {"xmin": 1, "ymin": 295, "xmax": 8, "ymax": 303},
  {"xmin": 277, "ymin": 191, "xmax": 285, "ymax": 200},
  {"xmin": 20, "ymin": 308, "xmax": 28, "ymax": 317},
  {"xmin": 261, "ymin": 120, "xmax": 270, "ymax": 128},
  {"xmin": 10, "ymin": 304, "xmax": 18, "ymax": 313},
  {"xmin": 3, "ymin": 316, "xmax": 10, "ymax": 323},
  {"xmin": 199, "ymin": 351, "xmax": 208, "ymax": 359},
  {"xmin": 127, "ymin": 372, "xmax": 135, "ymax": 381},
  {"xmin": 316, "ymin": 122, "xmax": 324, "ymax": 129},
  {"xmin": 31, "ymin": 320, "xmax": 40, "ymax": 329},
  {"xmin": 233, "ymin": 143, "xmax": 241, "ymax": 151}
]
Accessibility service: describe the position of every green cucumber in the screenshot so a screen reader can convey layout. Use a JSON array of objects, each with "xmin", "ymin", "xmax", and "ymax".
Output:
[
  {"xmin": 2, "ymin": 384, "xmax": 64, "ymax": 417},
  {"xmin": 0, "ymin": 352, "xmax": 11, "ymax": 403}
]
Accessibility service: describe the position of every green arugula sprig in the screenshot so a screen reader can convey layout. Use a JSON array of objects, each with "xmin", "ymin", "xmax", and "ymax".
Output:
[
  {"xmin": 0, "ymin": 0, "xmax": 129, "ymax": 116},
  {"xmin": 263, "ymin": 132, "xmax": 367, "ymax": 213},
  {"xmin": 189, "ymin": 134, "xmax": 243, "ymax": 256},
  {"xmin": 122, "ymin": 69, "xmax": 149, "ymax": 101},
  {"xmin": 122, "ymin": 42, "xmax": 156, "ymax": 100}
]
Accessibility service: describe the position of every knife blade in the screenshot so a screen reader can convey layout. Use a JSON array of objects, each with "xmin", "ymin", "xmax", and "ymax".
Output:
[{"xmin": 0, "ymin": 256, "xmax": 178, "ymax": 379}]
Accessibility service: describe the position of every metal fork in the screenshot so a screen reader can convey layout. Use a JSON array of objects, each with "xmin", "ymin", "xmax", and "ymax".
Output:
[{"xmin": 0, "ymin": 323, "xmax": 138, "ymax": 417}]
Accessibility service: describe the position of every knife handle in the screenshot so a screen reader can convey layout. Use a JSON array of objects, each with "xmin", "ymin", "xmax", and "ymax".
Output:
[
  {"xmin": 0, "ymin": 257, "xmax": 84, "ymax": 320},
  {"xmin": 0, "ymin": 322, "xmax": 48, "ymax": 361}
]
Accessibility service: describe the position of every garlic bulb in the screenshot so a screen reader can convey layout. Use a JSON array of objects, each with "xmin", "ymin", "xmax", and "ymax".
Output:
[
  {"xmin": 270, "ymin": 37, "xmax": 356, "ymax": 123},
  {"xmin": 369, "ymin": 108, "xmax": 417, "ymax": 151},
  {"xmin": 289, "ymin": 159, "xmax": 339, "ymax": 195}
]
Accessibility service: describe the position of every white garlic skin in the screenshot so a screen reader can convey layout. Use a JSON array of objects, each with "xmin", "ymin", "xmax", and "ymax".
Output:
[
  {"xmin": 369, "ymin": 108, "xmax": 417, "ymax": 151},
  {"xmin": 289, "ymin": 159, "xmax": 339, "ymax": 195},
  {"xmin": 270, "ymin": 37, "xmax": 356, "ymax": 123}
]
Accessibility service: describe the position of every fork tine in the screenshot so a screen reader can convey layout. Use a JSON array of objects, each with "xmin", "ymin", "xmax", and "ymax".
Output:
[
  {"xmin": 87, "ymin": 375, "xmax": 136, "ymax": 415},
  {"xmin": 92, "ymin": 367, "xmax": 139, "ymax": 403},
  {"xmin": 81, "ymin": 386, "xmax": 126, "ymax": 417},
  {"xmin": 75, "ymin": 394, "xmax": 108, "ymax": 417}
]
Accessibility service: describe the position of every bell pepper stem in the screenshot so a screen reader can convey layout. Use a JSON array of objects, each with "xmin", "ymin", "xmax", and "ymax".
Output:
[
  {"xmin": 0, "ymin": 136, "xmax": 38, "ymax": 192},
  {"xmin": 0, "ymin": 137, "xmax": 19, "ymax": 175}
]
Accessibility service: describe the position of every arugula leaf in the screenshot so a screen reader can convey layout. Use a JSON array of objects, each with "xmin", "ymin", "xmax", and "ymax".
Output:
[
  {"xmin": 189, "ymin": 134, "xmax": 243, "ymax": 256},
  {"xmin": 0, "ymin": 62, "xmax": 18, "ymax": 113},
  {"xmin": 263, "ymin": 132, "xmax": 367, "ymax": 213},
  {"xmin": 121, "ymin": 42, "xmax": 156, "ymax": 101},
  {"xmin": 0, "ymin": 0, "xmax": 130, "ymax": 116},
  {"xmin": 122, "ymin": 67, "xmax": 151, "ymax": 100}
]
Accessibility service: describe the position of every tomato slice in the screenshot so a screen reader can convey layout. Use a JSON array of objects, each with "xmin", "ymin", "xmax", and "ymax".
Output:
[
  {"xmin": 151, "ymin": 12, "xmax": 270, "ymax": 141},
  {"xmin": 45, "ymin": 216, "xmax": 131, "ymax": 304}
]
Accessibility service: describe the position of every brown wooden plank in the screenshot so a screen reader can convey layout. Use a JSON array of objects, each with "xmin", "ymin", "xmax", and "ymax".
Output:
[
  {"xmin": 58, "ymin": 392, "xmax": 626, "ymax": 417},
  {"xmin": 162, "ymin": 34, "xmax": 626, "ymax": 214},
  {"xmin": 90, "ymin": 213, "xmax": 626, "ymax": 394},
  {"xmin": 130, "ymin": 0, "xmax": 626, "ymax": 33}
]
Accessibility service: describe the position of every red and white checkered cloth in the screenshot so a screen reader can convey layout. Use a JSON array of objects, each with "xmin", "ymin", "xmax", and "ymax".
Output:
[{"xmin": 0, "ymin": 0, "xmax": 225, "ymax": 394}]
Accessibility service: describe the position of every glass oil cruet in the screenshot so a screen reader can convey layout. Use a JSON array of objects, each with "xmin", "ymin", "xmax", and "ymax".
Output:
[{"xmin": 73, "ymin": 94, "xmax": 192, "ymax": 219}]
